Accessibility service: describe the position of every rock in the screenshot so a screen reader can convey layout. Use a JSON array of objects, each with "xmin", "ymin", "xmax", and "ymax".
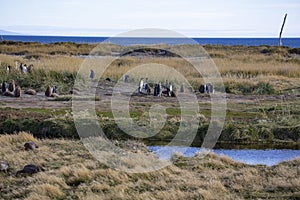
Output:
[
  {"xmin": 14, "ymin": 86, "xmax": 21, "ymax": 97},
  {"xmin": 0, "ymin": 161, "xmax": 9, "ymax": 172},
  {"xmin": 8, "ymin": 80, "xmax": 15, "ymax": 92},
  {"xmin": 25, "ymin": 89, "xmax": 37, "ymax": 95}
]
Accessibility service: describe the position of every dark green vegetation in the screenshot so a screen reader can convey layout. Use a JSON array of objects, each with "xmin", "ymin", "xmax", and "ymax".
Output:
[
  {"xmin": 1, "ymin": 95, "xmax": 299, "ymax": 148},
  {"xmin": 220, "ymin": 100, "xmax": 300, "ymax": 146},
  {"xmin": 0, "ymin": 42, "xmax": 300, "ymax": 146},
  {"xmin": 1, "ymin": 40, "xmax": 300, "ymax": 58},
  {"xmin": 224, "ymin": 82, "xmax": 275, "ymax": 95},
  {"xmin": 0, "ymin": 107, "xmax": 76, "ymax": 138}
]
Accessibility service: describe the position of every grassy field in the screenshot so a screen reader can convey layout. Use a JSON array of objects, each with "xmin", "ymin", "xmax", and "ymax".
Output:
[
  {"xmin": 1, "ymin": 42, "xmax": 300, "ymax": 199},
  {"xmin": 0, "ymin": 132, "xmax": 300, "ymax": 200},
  {"xmin": 0, "ymin": 95, "xmax": 299, "ymax": 147},
  {"xmin": 1, "ymin": 41, "xmax": 300, "ymax": 94},
  {"xmin": 0, "ymin": 42, "xmax": 300, "ymax": 145}
]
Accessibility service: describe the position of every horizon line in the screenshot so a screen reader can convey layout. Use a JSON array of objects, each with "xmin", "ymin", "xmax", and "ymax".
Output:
[{"xmin": 1, "ymin": 34, "xmax": 300, "ymax": 38}]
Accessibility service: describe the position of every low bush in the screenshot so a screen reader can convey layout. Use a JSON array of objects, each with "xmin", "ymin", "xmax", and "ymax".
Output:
[{"xmin": 224, "ymin": 81, "xmax": 275, "ymax": 95}]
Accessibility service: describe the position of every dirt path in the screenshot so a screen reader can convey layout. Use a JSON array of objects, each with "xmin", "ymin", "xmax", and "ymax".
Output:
[
  {"xmin": 1, "ymin": 91, "xmax": 298, "ymax": 110},
  {"xmin": 1, "ymin": 81, "xmax": 299, "ymax": 110}
]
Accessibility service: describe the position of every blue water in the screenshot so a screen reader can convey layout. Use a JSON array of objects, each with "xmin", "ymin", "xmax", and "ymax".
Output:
[
  {"xmin": 148, "ymin": 146, "xmax": 300, "ymax": 166},
  {"xmin": 1, "ymin": 35, "xmax": 300, "ymax": 48}
]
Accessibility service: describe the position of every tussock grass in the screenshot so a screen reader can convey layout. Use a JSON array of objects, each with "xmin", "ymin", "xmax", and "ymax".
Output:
[
  {"xmin": 1, "ymin": 43, "xmax": 300, "ymax": 94},
  {"xmin": 60, "ymin": 164, "xmax": 90, "ymax": 186},
  {"xmin": 30, "ymin": 184, "xmax": 65, "ymax": 199},
  {"xmin": 0, "ymin": 131, "xmax": 37, "ymax": 144},
  {"xmin": 0, "ymin": 132, "xmax": 299, "ymax": 199},
  {"xmin": 1, "ymin": 43, "xmax": 300, "ymax": 198}
]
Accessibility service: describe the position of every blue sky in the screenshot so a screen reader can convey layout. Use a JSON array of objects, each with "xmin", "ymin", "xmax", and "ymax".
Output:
[{"xmin": 0, "ymin": 0, "xmax": 299, "ymax": 37}]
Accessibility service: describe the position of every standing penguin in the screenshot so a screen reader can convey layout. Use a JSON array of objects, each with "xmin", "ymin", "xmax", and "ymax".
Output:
[
  {"xmin": 51, "ymin": 85, "xmax": 57, "ymax": 94},
  {"xmin": 27, "ymin": 64, "xmax": 34, "ymax": 74},
  {"xmin": 199, "ymin": 85, "xmax": 205, "ymax": 93},
  {"xmin": 180, "ymin": 84, "xmax": 184, "ymax": 93},
  {"xmin": 168, "ymin": 82, "xmax": 172, "ymax": 97},
  {"xmin": 154, "ymin": 84, "xmax": 158, "ymax": 96},
  {"xmin": 90, "ymin": 69, "xmax": 95, "ymax": 80},
  {"xmin": 19, "ymin": 63, "xmax": 23, "ymax": 74},
  {"xmin": 165, "ymin": 80, "xmax": 170, "ymax": 96},
  {"xmin": 207, "ymin": 83, "xmax": 214, "ymax": 94},
  {"xmin": 158, "ymin": 82, "xmax": 162, "ymax": 97},
  {"xmin": 1, "ymin": 81, "xmax": 7, "ymax": 93},
  {"xmin": 22, "ymin": 64, "xmax": 27, "ymax": 74},
  {"xmin": 144, "ymin": 78, "xmax": 150, "ymax": 95},
  {"xmin": 124, "ymin": 74, "xmax": 129, "ymax": 83},
  {"xmin": 138, "ymin": 78, "xmax": 144, "ymax": 94},
  {"xmin": 6, "ymin": 66, "xmax": 11, "ymax": 74},
  {"xmin": 45, "ymin": 86, "xmax": 52, "ymax": 97}
]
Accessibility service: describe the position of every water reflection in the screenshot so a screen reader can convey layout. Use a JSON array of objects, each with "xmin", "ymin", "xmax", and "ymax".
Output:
[{"xmin": 148, "ymin": 146, "xmax": 300, "ymax": 166}]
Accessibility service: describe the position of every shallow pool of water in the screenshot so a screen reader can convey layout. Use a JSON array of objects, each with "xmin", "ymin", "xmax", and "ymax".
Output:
[{"xmin": 148, "ymin": 146, "xmax": 300, "ymax": 166}]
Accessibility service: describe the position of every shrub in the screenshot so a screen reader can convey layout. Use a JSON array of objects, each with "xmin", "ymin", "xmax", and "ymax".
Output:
[
  {"xmin": 224, "ymin": 82, "xmax": 255, "ymax": 94},
  {"xmin": 255, "ymin": 82, "xmax": 275, "ymax": 95},
  {"xmin": 224, "ymin": 82, "xmax": 275, "ymax": 95},
  {"xmin": 0, "ymin": 118, "xmax": 78, "ymax": 139},
  {"xmin": 288, "ymin": 48, "xmax": 300, "ymax": 54}
]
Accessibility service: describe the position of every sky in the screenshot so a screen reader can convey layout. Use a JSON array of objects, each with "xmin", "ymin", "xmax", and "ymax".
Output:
[{"xmin": 0, "ymin": 0, "xmax": 299, "ymax": 37}]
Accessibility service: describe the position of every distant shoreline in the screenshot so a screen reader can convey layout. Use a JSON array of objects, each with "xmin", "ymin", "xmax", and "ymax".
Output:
[{"xmin": 1, "ymin": 35, "xmax": 300, "ymax": 47}]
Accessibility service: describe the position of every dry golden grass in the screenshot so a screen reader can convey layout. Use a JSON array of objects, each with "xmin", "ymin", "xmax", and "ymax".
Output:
[
  {"xmin": 1, "ymin": 44, "xmax": 300, "ymax": 199},
  {"xmin": 0, "ymin": 132, "xmax": 300, "ymax": 199},
  {"xmin": 79, "ymin": 53, "xmax": 300, "ymax": 92},
  {"xmin": 29, "ymin": 183, "xmax": 65, "ymax": 199},
  {"xmin": 0, "ymin": 54, "xmax": 83, "ymax": 72},
  {"xmin": 0, "ymin": 41, "xmax": 95, "ymax": 56},
  {"xmin": 0, "ymin": 132, "xmax": 38, "ymax": 145},
  {"xmin": 1, "ymin": 43, "xmax": 300, "ymax": 93}
]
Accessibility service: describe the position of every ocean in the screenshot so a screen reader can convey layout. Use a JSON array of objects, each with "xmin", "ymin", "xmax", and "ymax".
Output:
[{"xmin": 1, "ymin": 35, "xmax": 300, "ymax": 48}]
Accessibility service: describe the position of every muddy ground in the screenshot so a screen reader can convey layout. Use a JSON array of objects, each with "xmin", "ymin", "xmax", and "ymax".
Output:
[{"xmin": 0, "ymin": 80, "xmax": 299, "ymax": 110}]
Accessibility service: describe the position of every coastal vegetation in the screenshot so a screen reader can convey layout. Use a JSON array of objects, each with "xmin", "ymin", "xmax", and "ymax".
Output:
[
  {"xmin": 0, "ymin": 41, "xmax": 300, "ymax": 199},
  {"xmin": 0, "ymin": 41, "xmax": 300, "ymax": 146},
  {"xmin": 0, "ymin": 95, "xmax": 299, "ymax": 147},
  {"xmin": 0, "ymin": 133, "xmax": 299, "ymax": 199},
  {"xmin": 0, "ymin": 41, "xmax": 300, "ymax": 94}
]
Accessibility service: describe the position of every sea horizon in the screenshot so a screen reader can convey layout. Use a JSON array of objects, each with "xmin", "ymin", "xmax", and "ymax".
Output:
[{"xmin": 1, "ymin": 34, "xmax": 300, "ymax": 48}]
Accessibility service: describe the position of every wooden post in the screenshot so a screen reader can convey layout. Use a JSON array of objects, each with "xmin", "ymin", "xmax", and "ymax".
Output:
[{"xmin": 278, "ymin": 13, "xmax": 287, "ymax": 46}]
